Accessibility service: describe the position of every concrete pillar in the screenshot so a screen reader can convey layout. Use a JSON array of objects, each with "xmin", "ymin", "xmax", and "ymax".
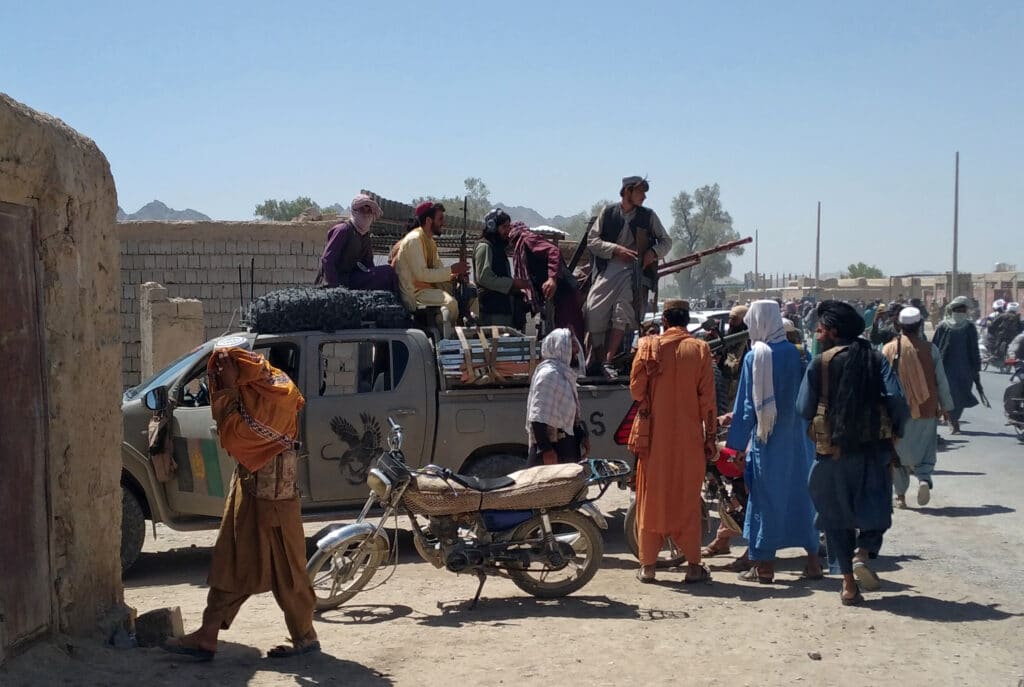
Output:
[{"xmin": 139, "ymin": 282, "xmax": 205, "ymax": 379}]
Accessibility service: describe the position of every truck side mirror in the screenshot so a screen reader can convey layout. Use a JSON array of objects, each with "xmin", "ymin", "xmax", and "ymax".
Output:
[{"xmin": 144, "ymin": 386, "xmax": 169, "ymax": 413}]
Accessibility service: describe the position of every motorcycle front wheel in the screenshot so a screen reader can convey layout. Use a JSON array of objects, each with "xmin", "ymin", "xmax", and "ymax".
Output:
[
  {"xmin": 306, "ymin": 530, "xmax": 389, "ymax": 611},
  {"xmin": 507, "ymin": 510, "xmax": 604, "ymax": 598}
]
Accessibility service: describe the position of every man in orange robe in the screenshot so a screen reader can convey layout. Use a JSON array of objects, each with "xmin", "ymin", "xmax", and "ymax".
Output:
[{"xmin": 630, "ymin": 299, "xmax": 718, "ymax": 583}]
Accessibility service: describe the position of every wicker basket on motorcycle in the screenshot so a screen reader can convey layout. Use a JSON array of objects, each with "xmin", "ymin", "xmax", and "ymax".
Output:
[
  {"xmin": 479, "ymin": 464, "xmax": 587, "ymax": 511},
  {"xmin": 402, "ymin": 473, "xmax": 483, "ymax": 516}
]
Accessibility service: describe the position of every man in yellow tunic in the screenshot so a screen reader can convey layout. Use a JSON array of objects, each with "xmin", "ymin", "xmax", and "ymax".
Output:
[
  {"xmin": 163, "ymin": 346, "xmax": 318, "ymax": 660},
  {"xmin": 391, "ymin": 201, "xmax": 470, "ymax": 322},
  {"xmin": 630, "ymin": 299, "xmax": 718, "ymax": 584}
]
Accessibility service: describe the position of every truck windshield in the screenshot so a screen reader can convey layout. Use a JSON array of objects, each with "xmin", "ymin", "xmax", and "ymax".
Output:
[{"xmin": 123, "ymin": 345, "xmax": 208, "ymax": 401}]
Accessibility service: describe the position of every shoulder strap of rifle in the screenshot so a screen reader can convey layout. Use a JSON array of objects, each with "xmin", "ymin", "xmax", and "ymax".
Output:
[{"xmin": 817, "ymin": 344, "xmax": 849, "ymax": 415}]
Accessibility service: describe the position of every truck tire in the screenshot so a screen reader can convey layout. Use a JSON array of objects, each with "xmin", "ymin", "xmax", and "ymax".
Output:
[
  {"xmin": 121, "ymin": 486, "xmax": 146, "ymax": 574},
  {"xmin": 247, "ymin": 287, "xmax": 408, "ymax": 334},
  {"xmin": 462, "ymin": 452, "xmax": 528, "ymax": 479}
]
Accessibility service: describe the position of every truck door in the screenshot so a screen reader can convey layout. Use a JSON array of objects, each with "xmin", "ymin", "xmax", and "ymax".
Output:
[{"xmin": 303, "ymin": 333, "xmax": 429, "ymax": 504}]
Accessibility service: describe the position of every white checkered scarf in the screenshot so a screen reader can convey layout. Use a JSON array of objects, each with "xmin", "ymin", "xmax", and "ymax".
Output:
[{"xmin": 525, "ymin": 328, "xmax": 581, "ymax": 436}]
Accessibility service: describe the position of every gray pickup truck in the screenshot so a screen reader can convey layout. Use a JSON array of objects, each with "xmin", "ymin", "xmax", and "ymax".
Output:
[{"xmin": 120, "ymin": 327, "xmax": 635, "ymax": 571}]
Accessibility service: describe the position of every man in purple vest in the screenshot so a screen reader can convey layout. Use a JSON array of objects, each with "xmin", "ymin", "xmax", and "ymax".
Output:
[{"xmin": 318, "ymin": 193, "xmax": 399, "ymax": 293}]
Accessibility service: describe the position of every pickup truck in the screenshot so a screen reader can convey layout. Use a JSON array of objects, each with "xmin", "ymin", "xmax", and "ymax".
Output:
[{"xmin": 120, "ymin": 327, "xmax": 636, "ymax": 571}]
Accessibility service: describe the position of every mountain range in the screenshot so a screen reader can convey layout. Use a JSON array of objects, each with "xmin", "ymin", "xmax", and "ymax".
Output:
[{"xmin": 117, "ymin": 200, "xmax": 211, "ymax": 222}]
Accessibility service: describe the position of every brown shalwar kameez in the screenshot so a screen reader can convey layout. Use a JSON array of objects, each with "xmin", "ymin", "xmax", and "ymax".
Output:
[{"xmin": 630, "ymin": 327, "xmax": 717, "ymax": 565}]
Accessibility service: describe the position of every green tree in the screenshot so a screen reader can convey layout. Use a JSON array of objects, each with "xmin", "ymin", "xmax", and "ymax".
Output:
[
  {"xmin": 667, "ymin": 184, "xmax": 743, "ymax": 298},
  {"xmin": 254, "ymin": 196, "xmax": 320, "ymax": 221},
  {"xmin": 413, "ymin": 177, "xmax": 492, "ymax": 221},
  {"xmin": 846, "ymin": 262, "xmax": 884, "ymax": 278}
]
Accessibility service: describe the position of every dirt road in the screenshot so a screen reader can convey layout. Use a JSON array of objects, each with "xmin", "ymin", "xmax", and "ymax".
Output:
[{"xmin": 4, "ymin": 369, "xmax": 1023, "ymax": 686}]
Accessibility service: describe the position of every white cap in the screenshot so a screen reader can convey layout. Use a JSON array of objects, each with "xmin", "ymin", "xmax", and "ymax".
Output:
[
  {"xmin": 899, "ymin": 307, "xmax": 922, "ymax": 325},
  {"xmin": 994, "ymin": 299, "xmax": 1006, "ymax": 310},
  {"xmin": 1008, "ymin": 302, "xmax": 1020, "ymax": 313}
]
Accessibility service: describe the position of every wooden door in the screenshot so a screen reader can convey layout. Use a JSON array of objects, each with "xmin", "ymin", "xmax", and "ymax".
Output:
[{"xmin": 0, "ymin": 202, "xmax": 51, "ymax": 662}]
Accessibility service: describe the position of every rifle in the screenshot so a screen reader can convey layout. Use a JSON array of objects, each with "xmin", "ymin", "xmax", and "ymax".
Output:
[
  {"xmin": 567, "ymin": 216, "xmax": 598, "ymax": 274},
  {"xmin": 975, "ymin": 374, "xmax": 991, "ymax": 408},
  {"xmin": 704, "ymin": 329, "xmax": 750, "ymax": 356},
  {"xmin": 454, "ymin": 195, "xmax": 476, "ymax": 326},
  {"xmin": 657, "ymin": 236, "xmax": 753, "ymax": 280}
]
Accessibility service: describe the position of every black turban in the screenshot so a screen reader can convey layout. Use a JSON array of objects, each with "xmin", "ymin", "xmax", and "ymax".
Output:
[{"xmin": 817, "ymin": 300, "xmax": 864, "ymax": 340}]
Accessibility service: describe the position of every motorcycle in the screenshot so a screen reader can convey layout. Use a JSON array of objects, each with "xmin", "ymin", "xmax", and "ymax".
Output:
[
  {"xmin": 1006, "ymin": 361, "xmax": 1024, "ymax": 441},
  {"xmin": 306, "ymin": 418, "xmax": 631, "ymax": 610}
]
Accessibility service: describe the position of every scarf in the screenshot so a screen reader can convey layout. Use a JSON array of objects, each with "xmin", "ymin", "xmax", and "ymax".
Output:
[
  {"xmin": 525, "ymin": 329, "xmax": 581, "ymax": 435},
  {"xmin": 745, "ymin": 300, "xmax": 787, "ymax": 442},
  {"xmin": 883, "ymin": 334, "xmax": 931, "ymax": 419},
  {"xmin": 508, "ymin": 222, "xmax": 539, "ymax": 312},
  {"xmin": 350, "ymin": 193, "xmax": 382, "ymax": 235},
  {"xmin": 208, "ymin": 347, "xmax": 305, "ymax": 472}
]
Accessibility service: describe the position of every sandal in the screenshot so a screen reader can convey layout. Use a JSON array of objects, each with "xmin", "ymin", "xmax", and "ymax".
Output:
[
  {"xmin": 683, "ymin": 566, "xmax": 712, "ymax": 584},
  {"xmin": 636, "ymin": 569, "xmax": 655, "ymax": 584},
  {"xmin": 161, "ymin": 638, "xmax": 215, "ymax": 662},
  {"xmin": 852, "ymin": 561, "xmax": 881, "ymax": 592},
  {"xmin": 701, "ymin": 542, "xmax": 731, "ymax": 558},
  {"xmin": 841, "ymin": 590, "xmax": 865, "ymax": 606},
  {"xmin": 267, "ymin": 640, "xmax": 321, "ymax": 659},
  {"xmin": 738, "ymin": 568, "xmax": 774, "ymax": 584}
]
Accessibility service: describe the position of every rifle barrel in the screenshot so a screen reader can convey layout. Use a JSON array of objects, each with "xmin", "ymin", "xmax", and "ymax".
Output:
[{"xmin": 658, "ymin": 236, "xmax": 752, "ymax": 272}]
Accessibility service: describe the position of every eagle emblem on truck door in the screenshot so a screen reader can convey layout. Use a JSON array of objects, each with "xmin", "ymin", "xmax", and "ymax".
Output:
[{"xmin": 321, "ymin": 412, "xmax": 383, "ymax": 484}]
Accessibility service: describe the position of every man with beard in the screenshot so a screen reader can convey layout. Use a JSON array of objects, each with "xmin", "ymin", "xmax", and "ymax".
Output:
[
  {"xmin": 472, "ymin": 209, "xmax": 531, "ymax": 327},
  {"xmin": 883, "ymin": 307, "xmax": 953, "ymax": 508},
  {"xmin": 721, "ymin": 304, "xmax": 751, "ymax": 409},
  {"xmin": 870, "ymin": 301, "xmax": 903, "ymax": 347},
  {"xmin": 584, "ymin": 176, "xmax": 672, "ymax": 377},
  {"xmin": 318, "ymin": 193, "xmax": 398, "ymax": 293},
  {"xmin": 392, "ymin": 201, "xmax": 470, "ymax": 322},
  {"xmin": 798, "ymin": 301, "xmax": 908, "ymax": 605},
  {"xmin": 508, "ymin": 221, "xmax": 586, "ymax": 342},
  {"xmin": 932, "ymin": 296, "xmax": 982, "ymax": 434}
]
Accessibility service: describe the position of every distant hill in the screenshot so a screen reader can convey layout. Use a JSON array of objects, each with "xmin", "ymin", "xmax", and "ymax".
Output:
[{"xmin": 118, "ymin": 200, "xmax": 211, "ymax": 221}]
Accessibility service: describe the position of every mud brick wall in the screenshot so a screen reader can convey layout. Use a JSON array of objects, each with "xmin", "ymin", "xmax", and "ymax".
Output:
[{"xmin": 117, "ymin": 220, "xmax": 336, "ymax": 388}]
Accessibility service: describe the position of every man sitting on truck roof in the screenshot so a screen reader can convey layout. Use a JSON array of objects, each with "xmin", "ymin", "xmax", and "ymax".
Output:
[
  {"xmin": 391, "ymin": 201, "xmax": 470, "ymax": 323},
  {"xmin": 317, "ymin": 193, "xmax": 399, "ymax": 293}
]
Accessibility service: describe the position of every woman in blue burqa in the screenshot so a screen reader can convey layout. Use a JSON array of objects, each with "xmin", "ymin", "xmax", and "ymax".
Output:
[{"xmin": 725, "ymin": 300, "xmax": 822, "ymax": 583}]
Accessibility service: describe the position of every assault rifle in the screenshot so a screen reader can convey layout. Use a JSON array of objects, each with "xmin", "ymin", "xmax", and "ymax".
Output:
[
  {"xmin": 704, "ymin": 329, "xmax": 750, "ymax": 355},
  {"xmin": 455, "ymin": 195, "xmax": 476, "ymax": 326},
  {"xmin": 657, "ymin": 236, "xmax": 753, "ymax": 280}
]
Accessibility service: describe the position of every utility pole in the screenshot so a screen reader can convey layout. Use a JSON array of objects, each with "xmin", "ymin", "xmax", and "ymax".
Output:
[
  {"xmin": 754, "ymin": 229, "xmax": 759, "ymax": 290},
  {"xmin": 815, "ymin": 202, "xmax": 821, "ymax": 290},
  {"xmin": 952, "ymin": 151, "xmax": 960, "ymax": 299}
]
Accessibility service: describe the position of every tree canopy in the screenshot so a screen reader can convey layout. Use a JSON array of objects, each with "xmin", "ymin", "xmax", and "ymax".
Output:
[
  {"xmin": 254, "ymin": 196, "xmax": 320, "ymax": 221},
  {"xmin": 846, "ymin": 262, "xmax": 884, "ymax": 278},
  {"xmin": 667, "ymin": 184, "xmax": 743, "ymax": 298},
  {"xmin": 413, "ymin": 177, "xmax": 492, "ymax": 221}
]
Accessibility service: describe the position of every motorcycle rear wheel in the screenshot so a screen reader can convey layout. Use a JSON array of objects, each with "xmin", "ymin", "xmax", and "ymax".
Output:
[
  {"xmin": 623, "ymin": 497, "xmax": 718, "ymax": 568},
  {"xmin": 507, "ymin": 510, "xmax": 604, "ymax": 599},
  {"xmin": 306, "ymin": 530, "xmax": 389, "ymax": 611}
]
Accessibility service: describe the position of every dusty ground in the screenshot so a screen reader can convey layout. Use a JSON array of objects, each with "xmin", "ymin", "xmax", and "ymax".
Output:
[{"xmin": 4, "ymin": 370, "xmax": 1024, "ymax": 687}]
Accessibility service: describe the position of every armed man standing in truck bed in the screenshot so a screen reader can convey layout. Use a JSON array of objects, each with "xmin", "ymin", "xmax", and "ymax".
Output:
[{"xmin": 584, "ymin": 176, "xmax": 672, "ymax": 378}]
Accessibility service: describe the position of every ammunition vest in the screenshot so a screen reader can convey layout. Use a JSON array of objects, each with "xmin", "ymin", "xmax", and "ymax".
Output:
[{"xmin": 808, "ymin": 346, "xmax": 893, "ymax": 457}]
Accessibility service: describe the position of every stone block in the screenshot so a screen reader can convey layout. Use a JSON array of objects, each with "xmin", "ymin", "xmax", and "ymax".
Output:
[{"xmin": 134, "ymin": 607, "xmax": 184, "ymax": 648}]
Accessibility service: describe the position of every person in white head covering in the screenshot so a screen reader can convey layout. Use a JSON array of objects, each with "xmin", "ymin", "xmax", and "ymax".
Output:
[
  {"xmin": 882, "ymin": 307, "xmax": 954, "ymax": 507},
  {"xmin": 723, "ymin": 300, "xmax": 821, "ymax": 583},
  {"xmin": 525, "ymin": 329, "xmax": 588, "ymax": 466},
  {"xmin": 318, "ymin": 193, "xmax": 398, "ymax": 292}
]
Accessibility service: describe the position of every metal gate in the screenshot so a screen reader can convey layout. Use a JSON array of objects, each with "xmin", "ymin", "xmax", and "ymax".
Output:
[{"xmin": 0, "ymin": 201, "xmax": 51, "ymax": 662}]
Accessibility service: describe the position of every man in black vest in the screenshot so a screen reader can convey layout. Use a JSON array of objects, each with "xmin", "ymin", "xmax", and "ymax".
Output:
[
  {"xmin": 473, "ymin": 208, "xmax": 531, "ymax": 328},
  {"xmin": 584, "ymin": 176, "xmax": 672, "ymax": 377}
]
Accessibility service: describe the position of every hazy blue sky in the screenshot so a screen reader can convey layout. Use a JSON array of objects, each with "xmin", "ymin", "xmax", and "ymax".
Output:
[{"xmin": 2, "ymin": 1, "xmax": 1021, "ymax": 277}]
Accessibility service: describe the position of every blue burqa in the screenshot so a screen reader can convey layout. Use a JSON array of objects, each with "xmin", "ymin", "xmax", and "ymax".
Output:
[{"xmin": 725, "ymin": 302, "xmax": 819, "ymax": 561}]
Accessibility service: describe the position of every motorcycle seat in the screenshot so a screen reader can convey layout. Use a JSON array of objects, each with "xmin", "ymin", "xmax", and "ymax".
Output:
[{"xmin": 444, "ymin": 471, "xmax": 516, "ymax": 492}]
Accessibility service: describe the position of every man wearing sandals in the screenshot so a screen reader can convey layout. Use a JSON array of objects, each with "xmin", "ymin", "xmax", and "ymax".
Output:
[
  {"xmin": 629, "ymin": 299, "xmax": 717, "ymax": 584},
  {"xmin": 798, "ymin": 302, "xmax": 908, "ymax": 605},
  {"xmin": 163, "ymin": 346, "xmax": 320, "ymax": 660}
]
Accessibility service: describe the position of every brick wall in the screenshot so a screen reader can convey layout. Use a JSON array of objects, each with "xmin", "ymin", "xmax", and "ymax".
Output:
[{"xmin": 118, "ymin": 220, "xmax": 336, "ymax": 388}]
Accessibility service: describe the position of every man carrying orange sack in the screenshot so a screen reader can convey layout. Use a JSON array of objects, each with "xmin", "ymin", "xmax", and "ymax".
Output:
[{"xmin": 163, "ymin": 344, "xmax": 318, "ymax": 660}]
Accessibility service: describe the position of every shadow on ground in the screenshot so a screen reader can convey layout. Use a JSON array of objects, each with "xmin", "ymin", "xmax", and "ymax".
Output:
[
  {"xmin": 915, "ymin": 504, "xmax": 1016, "ymax": 518},
  {"xmin": 865, "ymin": 595, "xmax": 1022, "ymax": 623}
]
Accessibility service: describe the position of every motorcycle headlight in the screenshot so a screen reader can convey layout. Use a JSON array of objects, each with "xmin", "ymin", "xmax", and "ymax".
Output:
[{"xmin": 366, "ymin": 468, "xmax": 392, "ymax": 501}]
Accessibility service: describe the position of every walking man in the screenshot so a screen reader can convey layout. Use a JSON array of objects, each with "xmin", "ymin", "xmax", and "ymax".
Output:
[
  {"xmin": 163, "ymin": 345, "xmax": 319, "ymax": 659},
  {"xmin": 799, "ymin": 301, "xmax": 908, "ymax": 605},
  {"xmin": 725, "ymin": 301, "xmax": 822, "ymax": 583},
  {"xmin": 629, "ymin": 299, "xmax": 717, "ymax": 584},
  {"xmin": 882, "ymin": 307, "xmax": 954, "ymax": 508},
  {"xmin": 932, "ymin": 296, "xmax": 982, "ymax": 434},
  {"xmin": 585, "ymin": 176, "xmax": 672, "ymax": 377}
]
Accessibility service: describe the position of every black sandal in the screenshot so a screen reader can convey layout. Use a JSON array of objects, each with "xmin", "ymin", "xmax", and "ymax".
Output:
[
  {"xmin": 683, "ymin": 566, "xmax": 712, "ymax": 584},
  {"xmin": 841, "ymin": 590, "xmax": 864, "ymax": 606},
  {"xmin": 738, "ymin": 568, "xmax": 774, "ymax": 584}
]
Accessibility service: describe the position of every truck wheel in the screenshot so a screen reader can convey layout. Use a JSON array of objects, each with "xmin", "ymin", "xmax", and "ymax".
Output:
[
  {"xmin": 463, "ymin": 452, "xmax": 527, "ymax": 479},
  {"xmin": 121, "ymin": 486, "xmax": 146, "ymax": 574}
]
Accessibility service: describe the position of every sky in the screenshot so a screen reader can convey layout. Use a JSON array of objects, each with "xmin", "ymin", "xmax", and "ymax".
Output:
[{"xmin": 2, "ymin": 1, "xmax": 1021, "ymax": 278}]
